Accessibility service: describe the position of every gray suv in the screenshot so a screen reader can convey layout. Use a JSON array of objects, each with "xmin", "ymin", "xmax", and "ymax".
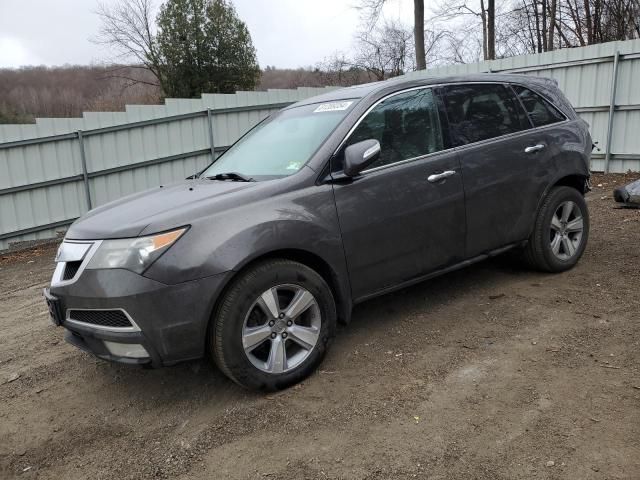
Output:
[{"xmin": 44, "ymin": 74, "xmax": 592, "ymax": 390}]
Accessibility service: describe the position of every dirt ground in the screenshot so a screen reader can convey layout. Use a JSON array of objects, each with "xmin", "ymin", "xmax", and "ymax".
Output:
[{"xmin": 1, "ymin": 173, "xmax": 639, "ymax": 480}]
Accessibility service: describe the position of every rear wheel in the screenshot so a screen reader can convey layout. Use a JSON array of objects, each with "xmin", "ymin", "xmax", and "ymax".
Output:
[
  {"xmin": 210, "ymin": 259, "xmax": 336, "ymax": 390},
  {"xmin": 523, "ymin": 186, "xmax": 589, "ymax": 272}
]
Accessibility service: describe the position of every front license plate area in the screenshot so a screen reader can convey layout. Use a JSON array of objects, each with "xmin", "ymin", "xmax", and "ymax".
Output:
[{"xmin": 43, "ymin": 288, "xmax": 63, "ymax": 326}]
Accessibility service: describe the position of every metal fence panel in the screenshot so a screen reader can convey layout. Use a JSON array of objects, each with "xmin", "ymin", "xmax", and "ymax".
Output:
[
  {"xmin": 89, "ymin": 152, "xmax": 212, "ymax": 207},
  {"xmin": 0, "ymin": 137, "xmax": 82, "ymax": 190}
]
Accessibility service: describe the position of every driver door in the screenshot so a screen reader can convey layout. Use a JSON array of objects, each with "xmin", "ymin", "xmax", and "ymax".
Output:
[{"xmin": 330, "ymin": 87, "xmax": 466, "ymax": 301}]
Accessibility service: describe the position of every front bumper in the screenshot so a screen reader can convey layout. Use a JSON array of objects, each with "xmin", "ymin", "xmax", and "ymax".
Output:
[
  {"xmin": 64, "ymin": 324, "xmax": 155, "ymax": 366},
  {"xmin": 48, "ymin": 268, "xmax": 232, "ymax": 367}
]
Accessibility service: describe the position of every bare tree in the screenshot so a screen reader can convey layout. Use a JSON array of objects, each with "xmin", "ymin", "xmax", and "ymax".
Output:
[
  {"xmin": 432, "ymin": 1, "xmax": 495, "ymax": 60},
  {"xmin": 93, "ymin": 0, "xmax": 164, "ymax": 90},
  {"xmin": 316, "ymin": 54, "xmax": 367, "ymax": 86},
  {"xmin": 432, "ymin": 0, "xmax": 639, "ymax": 61},
  {"xmin": 590, "ymin": 0, "xmax": 640, "ymax": 43},
  {"xmin": 510, "ymin": 0, "xmax": 640, "ymax": 52},
  {"xmin": 353, "ymin": 21, "xmax": 416, "ymax": 80},
  {"xmin": 357, "ymin": 0, "xmax": 428, "ymax": 70}
]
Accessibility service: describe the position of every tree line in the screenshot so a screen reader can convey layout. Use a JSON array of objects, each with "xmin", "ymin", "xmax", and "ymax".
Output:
[
  {"xmin": 342, "ymin": 0, "xmax": 639, "ymax": 78},
  {"xmin": 433, "ymin": 0, "xmax": 640, "ymax": 60}
]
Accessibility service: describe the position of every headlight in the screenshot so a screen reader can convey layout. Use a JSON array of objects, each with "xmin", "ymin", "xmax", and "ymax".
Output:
[{"xmin": 87, "ymin": 227, "xmax": 187, "ymax": 274}]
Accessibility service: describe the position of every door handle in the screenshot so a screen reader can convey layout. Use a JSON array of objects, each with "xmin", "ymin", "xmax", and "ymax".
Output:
[
  {"xmin": 427, "ymin": 170, "xmax": 456, "ymax": 183},
  {"xmin": 524, "ymin": 144, "xmax": 545, "ymax": 153}
]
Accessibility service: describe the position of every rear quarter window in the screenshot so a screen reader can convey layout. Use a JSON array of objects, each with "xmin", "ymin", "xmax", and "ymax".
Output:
[{"xmin": 512, "ymin": 85, "xmax": 566, "ymax": 127}]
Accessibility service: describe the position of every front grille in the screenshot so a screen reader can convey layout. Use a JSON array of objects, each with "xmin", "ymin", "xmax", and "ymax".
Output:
[
  {"xmin": 62, "ymin": 261, "xmax": 82, "ymax": 280},
  {"xmin": 68, "ymin": 310, "xmax": 133, "ymax": 328}
]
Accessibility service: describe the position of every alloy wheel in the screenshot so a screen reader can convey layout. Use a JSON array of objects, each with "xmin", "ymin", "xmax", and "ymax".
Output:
[
  {"xmin": 242, "ymin": 284, "xmax": 321, "ymax": 374},
  {"xmin": 549, "ymin": 200, "xmax": 584, "ymax": 260}
]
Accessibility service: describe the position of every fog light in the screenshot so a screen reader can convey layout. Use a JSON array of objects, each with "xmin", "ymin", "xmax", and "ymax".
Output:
[{"xmin": 103, "ymin": 341, "xmax": 149, "ymax": 359}]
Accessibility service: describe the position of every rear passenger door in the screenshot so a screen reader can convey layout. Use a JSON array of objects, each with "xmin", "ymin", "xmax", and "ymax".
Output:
[{"xmin": 439, "ymin": 83, "xmax": 558, "ymax": 258}]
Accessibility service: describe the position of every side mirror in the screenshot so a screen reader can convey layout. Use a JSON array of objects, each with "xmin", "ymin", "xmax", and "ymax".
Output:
[{"xmin": 343, "ymin": 139, "xmax": 381, "ymax": 177}]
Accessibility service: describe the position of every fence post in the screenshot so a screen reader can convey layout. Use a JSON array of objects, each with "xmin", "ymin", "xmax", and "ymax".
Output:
[
  {"xmin": 77, "ymin": 130, "xmax": 92, "ymax": 210},
  {"xmin": 604, "ymin": 50, "xmax": 620, "ymax": 174},
  {"xmin": 206, "ymin": 108, "xmax": 216, "ymax": 162}
]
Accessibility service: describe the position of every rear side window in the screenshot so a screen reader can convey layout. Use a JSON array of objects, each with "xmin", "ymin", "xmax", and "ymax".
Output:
[
  {"xmin": 441, "ymin": 84, "xmax": 525, "ymax": 146},
  {"xmin": 512, "ymin": 85, "xmax": 566, "ymax": 127},
  {"xmin": 344, "ymin": 87, "xmax": 444, "ymax": 170}
]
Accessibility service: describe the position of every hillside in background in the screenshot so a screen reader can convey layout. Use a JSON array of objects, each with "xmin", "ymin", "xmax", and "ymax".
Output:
[
  {"xmin": 0, "ymin": 66, "xmax": 163, "ymax": 123},
  {"xmin": 258, "ymin": 66, "xmax": 371, "ymax": 89},
  {"xmin": 0, "ymin": 65, "xmax": 374, "ymax": 124}
]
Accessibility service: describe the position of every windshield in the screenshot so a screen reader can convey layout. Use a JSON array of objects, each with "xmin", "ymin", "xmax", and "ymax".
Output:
[{"xmin": 200, "ymin": 100, "xmax": 355, "ymax": 180}]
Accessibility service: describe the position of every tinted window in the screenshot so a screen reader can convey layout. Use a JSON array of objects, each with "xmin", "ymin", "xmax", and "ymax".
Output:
[
  {"xmin": 344, "ymin": 88, "xmax": 443, "ymax": 170},
  {"xmin": 442, "ymin": 84, "xmax": 525, "ymax": 146},
  {"xmin": 513, "ymin": 85, "xmax": 565, "ymax": 127}
]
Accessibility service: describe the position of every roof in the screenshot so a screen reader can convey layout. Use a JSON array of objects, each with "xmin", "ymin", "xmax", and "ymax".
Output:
[
  {"xmin": 289, "ymin": 81, "xmax": 384, "ymax": 106},
  {"xmin": 290, "ymin": 73, "xmax": 558, "ymax": 108}
]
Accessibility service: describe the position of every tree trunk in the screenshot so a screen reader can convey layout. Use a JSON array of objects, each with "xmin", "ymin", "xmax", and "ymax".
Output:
[
  {"xmin": 592, "ymin": 0, "xmax": 602, "ymax": 42},
  {"xmin": 480, "ymin": 0, "xmax": 488, "ymax": 60},
  {"xmin": 487, "ymin": 0, "xmax": 495, "ymax": 60},
  {"xmin": 566, "ymin": 0, "xmax": 586, "ymax": 46},
  {"xmin": 414, "ymin": 0, "xmax": 426, "ymax": 70},
  {"xmin": 547, "ymin": 0, "xmax": 557, "ymax": 51},
  {"xmin": 533, "ymin": 0, "xmax": 542, "ymax": 52},
  {"xmin": 542, "ymin": 0, "xmax": 548, "ymax": 51},
  {"xmin": 584, "ymin": 0, "xmax": 593, "ymax": 44}
]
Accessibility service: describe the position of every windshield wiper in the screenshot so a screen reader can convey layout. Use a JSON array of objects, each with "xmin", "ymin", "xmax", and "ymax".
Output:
[{"xmin": 204, "ymin": 172, "xmax": 255, "ymax": 182}]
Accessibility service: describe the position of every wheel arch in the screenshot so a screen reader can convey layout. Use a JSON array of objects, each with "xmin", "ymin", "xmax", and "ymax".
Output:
[
  {"xmin": 552, "ymin": 173, "xmax": 590, "ymax": 194},
  {"xmin": 539, "ymin": 173, "xmax": 590, "ymax": 215}
]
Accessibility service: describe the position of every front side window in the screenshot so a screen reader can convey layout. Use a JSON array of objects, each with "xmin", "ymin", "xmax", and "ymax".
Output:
[
  {"xmin": 442, "ymin": 84, "xmax": 526, "ymax": 146},
  {"xmin": 201, "ymin": 101, "xmax": 355, "ymax": 180},
  {"xmin": 339, "ymin": 88, "xmax": 444, "ymax": 171},
  {"xmin": 512, "ymin": 85, "xmax": 566, "ymax": 127}
]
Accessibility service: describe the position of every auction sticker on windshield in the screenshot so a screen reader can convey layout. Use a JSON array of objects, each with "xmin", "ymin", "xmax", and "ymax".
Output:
[{"xmin": 314, "ymin": 101, "xmax": 353, "ymax": 113}]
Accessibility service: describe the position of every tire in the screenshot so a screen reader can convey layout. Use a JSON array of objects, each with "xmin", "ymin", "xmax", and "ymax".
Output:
[
  {"xmin": 522, "ymin": 186, "xmax": 590, "ymax": 272},
  {"xmin": 210, "ymin": 259, "xmax": 336, "ymax": 391}
]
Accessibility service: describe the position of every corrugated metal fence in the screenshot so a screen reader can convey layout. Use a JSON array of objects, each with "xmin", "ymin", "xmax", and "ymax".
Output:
[
  {"xmin": 1, "ymin": 38, "xmax": 640, "ymax": 249},
  {"xmin": 0, "ymin": 87, "xmax": 337, "ymax": 249}
]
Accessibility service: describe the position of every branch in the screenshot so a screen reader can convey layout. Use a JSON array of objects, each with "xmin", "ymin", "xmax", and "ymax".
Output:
[{"xmin": 98, "ymin": 72, "xmax": 160, "ymax": 87}]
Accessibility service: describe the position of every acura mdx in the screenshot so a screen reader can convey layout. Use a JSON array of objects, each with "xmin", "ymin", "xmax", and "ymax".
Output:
[{"xmin": 44, "ymin": 74, "xmax": 592, "ymax": 390}]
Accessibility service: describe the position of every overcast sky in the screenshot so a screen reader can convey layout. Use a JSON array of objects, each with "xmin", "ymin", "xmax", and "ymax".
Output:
[{"xmin": 0, "ymin": 0, "xmax": 415, "ymax": 69}]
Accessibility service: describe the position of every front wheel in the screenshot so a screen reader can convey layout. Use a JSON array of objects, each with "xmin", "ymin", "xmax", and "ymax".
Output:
[
  {"xmin": 522, "ymin": 186, "xmax": 590, "ymax": 272},
  {"xmin": 210, "ymin": 259, "xmax": 336, "ymax": 390}
]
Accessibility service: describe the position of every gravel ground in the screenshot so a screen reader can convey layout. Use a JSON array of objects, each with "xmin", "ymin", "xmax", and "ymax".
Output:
[{"xmin": 1, "ymin": 173, "xmax": 639, "ymax": 480}]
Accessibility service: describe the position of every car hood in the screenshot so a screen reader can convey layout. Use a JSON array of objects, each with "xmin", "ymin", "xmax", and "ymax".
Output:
[{"xmin": 66, "ymin": 179, "xmax": 257, "ymax": 240}]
